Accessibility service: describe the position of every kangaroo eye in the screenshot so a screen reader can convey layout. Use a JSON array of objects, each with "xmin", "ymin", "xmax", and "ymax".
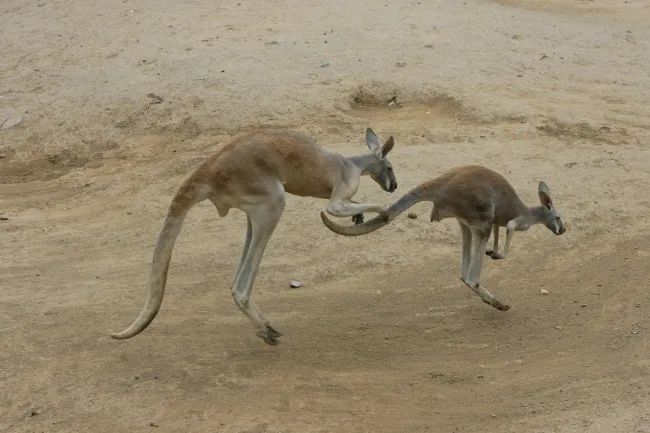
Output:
[{"xmin": 387, "ymin": 167, "xmax": 393, "ymax": 171}]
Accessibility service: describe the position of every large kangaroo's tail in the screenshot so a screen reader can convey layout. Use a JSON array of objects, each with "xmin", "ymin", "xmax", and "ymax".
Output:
[
  {"xmin": 111, "ymin": 182, "xmax": 208, "ymax": 339},
  {"xmin": 320, "ymin": 186, "xmax": 425, "ymax": 236}
]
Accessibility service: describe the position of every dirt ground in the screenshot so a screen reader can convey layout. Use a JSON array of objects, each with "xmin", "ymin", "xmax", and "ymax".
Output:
[{"xmin": 1, "ymin": 1, "xmax": 649, "ymax": 432}]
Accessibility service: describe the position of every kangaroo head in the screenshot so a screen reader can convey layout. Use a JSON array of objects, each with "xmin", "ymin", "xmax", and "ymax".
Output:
[
  {"xmin": 364, "ymin": 128, "xmax": 397, "ymax": 193},
  {"xmin": 537, "ymin": 181, "xmax": 565, "ymax": 235}
]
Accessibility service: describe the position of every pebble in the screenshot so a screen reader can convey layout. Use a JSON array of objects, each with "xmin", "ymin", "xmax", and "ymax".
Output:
[
  {"xmin": 146, "ymin": 93, "xmax": 164, "ymax": 104},
  {"xmin": 540, "ymin": 288, "xmax": 549, "ymax": 295},
  {"xmin": 2, "ymin": 115, "xmax": 23, "ymax": 130},
  {"xmin": 289, "ymin": 280, "xmax": 303, "ymax": 288},
  {"xmin": 320, "ymin": 61, "xmax": 330, "ymax": 68},
  {"xmin": 407, "ymin": 212, "xmax": 417, "ymax": 219}
]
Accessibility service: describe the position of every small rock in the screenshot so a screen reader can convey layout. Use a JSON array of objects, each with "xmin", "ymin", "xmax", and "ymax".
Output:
[
  {"xmin": 423, "ymin": 43, "xmax": 434, "ymax": 48},
  {"xmin": 2, "ymin": 115, "xmax": 23, "ymax": 130},
  {"xmin": 320, "ymin": 61, "xmax": 330, "ymax": 68},
  {"xmin": 490, "ymin": 414, "xmax": 497, "ymax": 418},
  {"xmin": 540, "ymin": 288, "xmax": 549, "ymax": 295},
  {"xmin": 554, "ymin": 325, "xmax": 563, "ymax": 330},
  {"xmin": 28, "ymin": 409, "xmax": 39, "ymax": 417},
  {"xmin": 146, "ymin": 93, "xmax": 164, "ymax": 104},
  {"xmin": 0, "ymin": 154, "xmax": 7, "ymax": 158},
  {"xmin": 407, "ymin": 212, "xmax": 417, "ymax": 219},
  {"xmin": 149, "ymin": 422, "xmax": 158, "ymax": 427},
  {"xmin": 581, "ymin": 304, "xmax": 587, "ymax": 307},
  {"xmin": 289, "ymin": 280, "xmax": 303, "ymax": 288},
  {"xmin": 0, "ymin": 216, "xmax": 8, "ymax": 221},
  {"xmin": 395, "ymin": 61, "xmax": 407, "ymax": 67}
]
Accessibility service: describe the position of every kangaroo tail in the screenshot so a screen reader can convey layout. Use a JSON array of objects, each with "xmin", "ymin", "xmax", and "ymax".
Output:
[
  {"xmin": 320, "ymin": 186, "xmax": 425, "ymax": 236},
  {"xmin": 111, "ymin": 182, "xmax": 207, "ymax": 339}
]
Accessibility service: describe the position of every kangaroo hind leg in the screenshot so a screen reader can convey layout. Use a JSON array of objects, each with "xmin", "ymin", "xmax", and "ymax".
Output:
[
  {"xmin": 232, "ymin": 185, "xmax": 285, "ymax": 344},
  {"xmin": 459, "ymin": 222, "xmax": 471, "ymax": 282},
  {"xmin": 463, "ymin": 225, "xmax": 510, "ymax": 311}
]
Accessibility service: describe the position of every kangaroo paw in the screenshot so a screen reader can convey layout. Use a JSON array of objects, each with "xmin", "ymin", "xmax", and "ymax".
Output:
[
  {"xmin": 491, "ymin": 299, "xmax": 511, "ymax": 311},
  {"xmin": 257, "ymin": 327, "xmax": 281, "ymax": 345},
  {"xmin": 486, "ymin": 249, "xmax": 505, "ymax": 260},
  {"xmin": 266, "ymin": 324, "xmax": 282, "ymax": 338}
]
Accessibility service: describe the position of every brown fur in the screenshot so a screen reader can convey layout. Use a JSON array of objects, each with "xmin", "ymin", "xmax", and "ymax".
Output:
[
  {"xmin": 178, "ymin": 130, "xmax": 348, "ymax": 214},
  {"xmin": 321, "ymin": 165, "xmax": 565, "ymax": 312},
  {"xmin": 418, "ymin": 166, "xmax": 528, "ymax": 226},
  {"xmin": 112, "ymin": 128, "xmax": 397, "ymax": 344}
]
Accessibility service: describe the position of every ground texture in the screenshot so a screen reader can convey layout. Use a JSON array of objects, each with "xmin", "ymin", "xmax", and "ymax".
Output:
[{"xmin": 1, "ymin": 1, "xmax": 649, "ymax": 432}]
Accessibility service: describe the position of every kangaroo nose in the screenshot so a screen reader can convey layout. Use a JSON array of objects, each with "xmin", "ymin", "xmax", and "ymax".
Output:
[
  {"xmin": 390, "ymin": 182, "xmax": 397, "ymax": 192},
  {"xmin": 558, "ymin": 227, "xmax": 566, "ymax": 235}
]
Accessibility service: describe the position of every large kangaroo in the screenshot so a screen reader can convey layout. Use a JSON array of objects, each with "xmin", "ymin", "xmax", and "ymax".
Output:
[
  {"xmin": 112, "ymin": 128, "xmax": 398, "ymax": 344},
  {"xmin": 320, "ymin": 165, "xmax": 565, "ymax": 311}
]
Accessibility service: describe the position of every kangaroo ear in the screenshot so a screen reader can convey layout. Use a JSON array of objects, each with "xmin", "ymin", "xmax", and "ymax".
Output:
[
  {"xmin": 365, "ymin": 128, "xmax": 380, "ymax": 152},
  {"xmin": 381, "ymin": 136, "xmax": 394, "ymax": 158},
  {"xmin": 538, "ymin": 181, "xmax": 553, "ymax": 209}
]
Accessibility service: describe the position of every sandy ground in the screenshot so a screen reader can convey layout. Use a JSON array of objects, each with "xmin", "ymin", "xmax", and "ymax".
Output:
[{"xmin": 1, "ymin": 1, "xmax": 650, "ymax": 432}]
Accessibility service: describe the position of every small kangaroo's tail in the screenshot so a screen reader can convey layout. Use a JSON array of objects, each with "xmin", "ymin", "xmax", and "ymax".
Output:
[
  {"xmin": 320, "ymin": 186, "xmax": 425, "ymax": 236},
  {"xmin": 111, "ymin": 182, "xmax": 209, "ymax": 339}
]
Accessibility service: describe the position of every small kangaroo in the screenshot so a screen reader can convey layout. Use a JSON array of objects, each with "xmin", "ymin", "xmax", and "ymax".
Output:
[
  {"xmin": 320, "ymin": 165, "xmax": 565, "ymax": 311},
  {"xmin": 112, "ymin": 128, "xmax": 398, "ymax": 344}
]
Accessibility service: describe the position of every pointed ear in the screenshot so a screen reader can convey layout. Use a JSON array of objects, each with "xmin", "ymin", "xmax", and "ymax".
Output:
[
  {"xmin": 381, "ymin": 136, "xmax": 394, "ymax": 158},
  {"xmin": 365, "ymin": 128, "xmax": 380, "ymax": 152},
  {"xmin": 538, "ymin": 181, "xmax": 553, "ymax": 209}
]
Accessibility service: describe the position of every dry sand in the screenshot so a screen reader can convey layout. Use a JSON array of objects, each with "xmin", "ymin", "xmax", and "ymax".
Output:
[{"xmin": 1, "ymin": 1, "xmax": 649, "ymax": 432}]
